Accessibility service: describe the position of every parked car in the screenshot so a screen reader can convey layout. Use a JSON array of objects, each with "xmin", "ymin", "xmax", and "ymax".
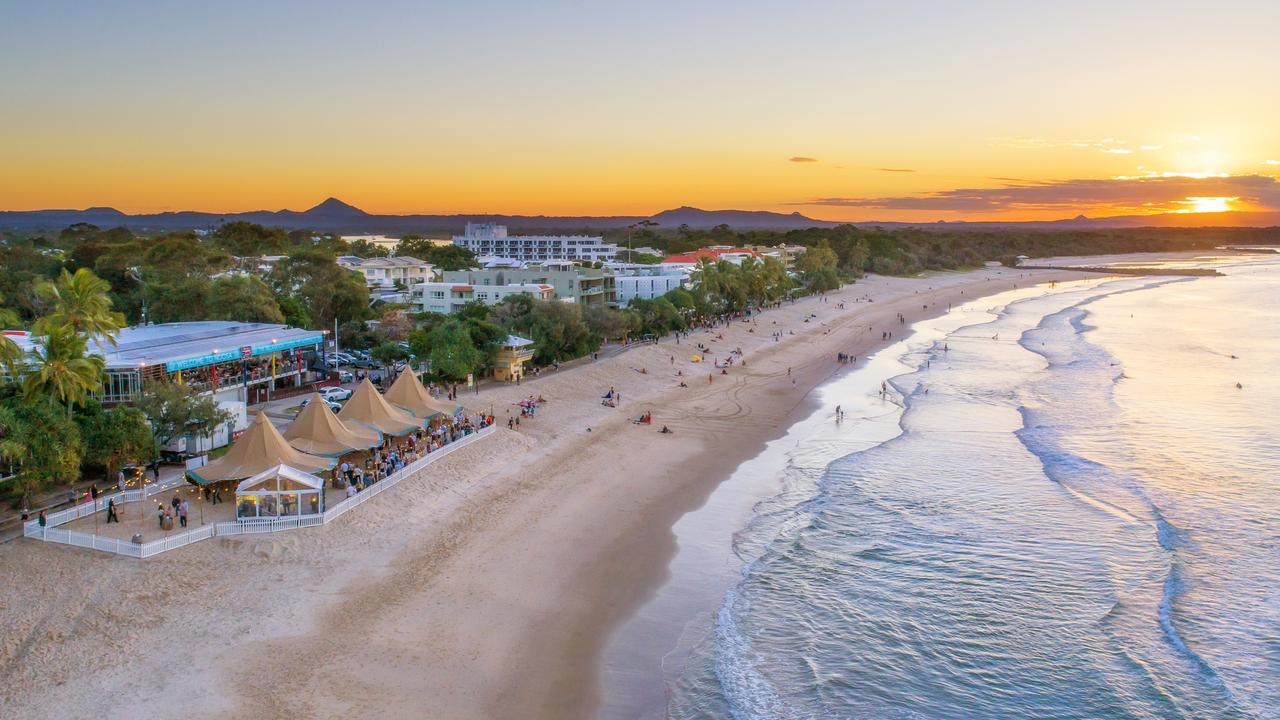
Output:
[
  {"xmin": 333, "ymin": 352, "xmax": 358, "ymax": 365},
  {"xmin": 300, "ymin": 397, "xmax": 342, "ymax": 412},
  {"xmin": 317, "ymin": 386, "xmax": 352, "ymax": 402},
  {"xmin": 334, "ymin": 369, "xmax": 354, "ymax": 383}
]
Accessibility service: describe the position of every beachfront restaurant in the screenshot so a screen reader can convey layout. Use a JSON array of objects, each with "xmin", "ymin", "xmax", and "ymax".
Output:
[
  {"xmin": 34, "ymin": 320, "xmax": 328, "ymax": 406},
  {"xmin": 235, "ymin": 465, "xmax": 325, "ymax": 519}
]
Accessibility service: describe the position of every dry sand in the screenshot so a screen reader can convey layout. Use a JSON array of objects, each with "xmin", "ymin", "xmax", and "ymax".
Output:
[{"xmin": 0, "ymin": 266, "xmax": 1085, "ymax": 720}]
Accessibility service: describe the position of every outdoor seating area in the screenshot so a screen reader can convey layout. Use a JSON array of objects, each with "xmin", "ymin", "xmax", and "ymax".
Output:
[{"xmin": 33, "ymin": 371, "xmax": 498, "ymax": 558}]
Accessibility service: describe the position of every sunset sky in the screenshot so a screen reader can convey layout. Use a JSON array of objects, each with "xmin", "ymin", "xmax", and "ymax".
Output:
[{"xmin": 2, "ymin": 1, "xmax": 1278, "ymax": 221}]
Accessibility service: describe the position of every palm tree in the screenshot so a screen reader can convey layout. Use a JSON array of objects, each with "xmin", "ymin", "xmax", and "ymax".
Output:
[
  {"xmin": 0, "ymin": 307, "xmax": 23, "ymax": 379},
  {"xmin": 22, "ymin": 324, "xmax": 105, "ymax": 415},
  {"xmin": 34, "ymin": 268, "xmax": 125, "ymax": 346}
]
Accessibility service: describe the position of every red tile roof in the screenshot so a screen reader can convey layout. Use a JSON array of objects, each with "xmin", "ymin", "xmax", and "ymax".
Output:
[{"xmin": 661, "ymin": 247, "xmax": 762, "ymax": 264}]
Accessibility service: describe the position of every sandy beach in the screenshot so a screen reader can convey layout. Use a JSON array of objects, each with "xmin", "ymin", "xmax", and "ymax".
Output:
[{"xmin": 0, "ymin": 265, "xmax": 1086, "ymax": 720}]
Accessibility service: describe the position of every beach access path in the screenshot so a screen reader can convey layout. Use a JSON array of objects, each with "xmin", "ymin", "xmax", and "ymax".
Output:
[{"xmin": 0, "ymin": 265, "xmax": 1087, "ymax": 720}]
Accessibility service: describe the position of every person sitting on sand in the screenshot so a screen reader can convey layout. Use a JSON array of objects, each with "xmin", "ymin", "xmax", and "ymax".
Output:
[{"xmin": 660, "ymin": 426, "xmax": 673, "ymax": 434}]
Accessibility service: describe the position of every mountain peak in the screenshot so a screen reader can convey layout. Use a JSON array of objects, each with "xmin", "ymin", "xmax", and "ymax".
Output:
[{"xmin": 305, "ymin": 197, "xmax": 368, "ymax": 216}]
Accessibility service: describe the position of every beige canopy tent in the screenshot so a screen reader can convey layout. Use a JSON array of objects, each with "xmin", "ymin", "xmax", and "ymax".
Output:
[
  {"xmin": 337, "ymin": 378, "xmax": 422, "ymax": 437},
  {"xmin": 235, "ymin": 464, "xmax": 325, "ymax": 519},
  {"xmin": 283, "ymin": 393, "xmax": 383, "ymax": 457},
  {"xmin": 384, "ymin": 371, "xmax": 462, "ymax": 421},
  {"xmin": 187, "ymin": 412, "xmax": 336, "ymax": 485}
]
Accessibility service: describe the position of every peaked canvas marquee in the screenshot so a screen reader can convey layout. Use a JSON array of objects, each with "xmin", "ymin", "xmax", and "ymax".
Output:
[
  {"xmin": 187, "ymin": 412, "xmax": 336, "ymax": 485},
  {"xmin": 384, "ymin": 371, "xmax": 460, "ymax": 420},
  {"xmin": 284, "ymin": 393, "xmax": 383, "ymax": 457},
  {"xmin": 337, "ymin": 378, "xmax": 422, "ymax": 437}
]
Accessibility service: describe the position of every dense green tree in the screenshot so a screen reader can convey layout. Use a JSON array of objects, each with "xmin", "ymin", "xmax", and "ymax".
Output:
[
  {"xmin": 276, "ymin": 295, "xmax": 312, "ymax": 328},
  {"xmin": 212, "ymin": 221, "xmax": 290, "ymax": 257},
  {"xmin": 396, "ymin": 237, "xmax": 479, "ymax": 271},
  {"xmin": 347, "ymin": 238, "xmax": 390, "ymax": 258},
  {"xmin": 427, "ymin": 320, "xmax": 484, "ymax": 381},
  {"xmin": 0, "ymin": 391, "xmax": 84, "ymax": 505},
  {"xmin": 585, "ymin": 305, "xmax": 635, "ymax": 342},
  {"xmin": 135, "ymin": 381, "xmax": 234, "ymax": 460},
  {"xmin": 207, "ymin": 275, "xmax": 286, "ymax": 324},
  {"xmin": 270, "ymin": 248, "xmax": 372, "ymax": 330},
  {"xmin": 370, "ymin": 341, "xmax": 410, "ymax": 376},
  {"xmin": 76, "ymin": 402, "xmax": 153, "ymax": 479},
  {"xmin": 146, "ymin": 278, "xmax": 213, "ymax": 323}
]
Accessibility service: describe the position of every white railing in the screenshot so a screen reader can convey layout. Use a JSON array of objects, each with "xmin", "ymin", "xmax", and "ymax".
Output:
[{"xmin": 23, "ymin": 425, "xmax": 496, "ymax": 559}]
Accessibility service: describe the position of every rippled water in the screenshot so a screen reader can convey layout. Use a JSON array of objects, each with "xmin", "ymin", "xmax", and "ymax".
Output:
[{"xmin": 666, "ymin": 255, "xmax": 1279, "ymax": 719}]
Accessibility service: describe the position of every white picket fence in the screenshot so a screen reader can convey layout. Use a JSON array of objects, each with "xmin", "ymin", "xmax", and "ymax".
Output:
[{"xmin": 23, "ymin": 425, "xmax": 495, "ymax": 559}]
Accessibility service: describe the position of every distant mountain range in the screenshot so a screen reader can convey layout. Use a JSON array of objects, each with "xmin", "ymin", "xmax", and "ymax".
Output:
[{"xmin": 1, "ymin": 197, "xmax": 1276, "ymax": 234}]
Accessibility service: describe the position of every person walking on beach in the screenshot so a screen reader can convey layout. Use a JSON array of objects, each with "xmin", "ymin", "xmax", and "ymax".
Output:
[
  {"xmin": 107, "ymin": 498, "xmax": 119, "ymax": 523},
  {"xmin": 179, "ymin": 499, "xmax": 189, "ymax": 528}
]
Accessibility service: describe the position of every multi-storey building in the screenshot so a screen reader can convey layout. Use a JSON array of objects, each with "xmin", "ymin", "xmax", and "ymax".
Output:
[
  {"xmin": 412, "ymin": 281, "xmax": 555, "ymax": 314},
  {"xmin": 411, "ymin": 261, "xmax": 618, "ymax": 313},
  {"xmin": 349, "ymin": 256, "xmax": 436, "ymax": 289},
  {"xmin": 452, "ymin": 223, "xmax": 618, "ymax": 263}
]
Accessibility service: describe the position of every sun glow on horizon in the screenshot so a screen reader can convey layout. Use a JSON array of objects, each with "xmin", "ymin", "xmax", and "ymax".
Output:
[{"xmin": 1177, "ymin": 196, "xmax": 1236, "ymax": 213}]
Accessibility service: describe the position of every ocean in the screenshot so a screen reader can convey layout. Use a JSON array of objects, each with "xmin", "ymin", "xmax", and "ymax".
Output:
[{"xmin": 603, "ymin": 252, "xmax": 1279, "ymax": 720}]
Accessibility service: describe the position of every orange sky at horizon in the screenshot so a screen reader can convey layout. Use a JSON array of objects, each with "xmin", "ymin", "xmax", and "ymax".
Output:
[{"xmin": 2, "ymin": 3, "xmax": 1277, "ymax": 222}]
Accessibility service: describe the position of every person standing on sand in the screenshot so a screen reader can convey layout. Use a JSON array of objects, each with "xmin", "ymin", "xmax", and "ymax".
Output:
[
  {"xmin": 107, "ymin": 498, "xmax": 119, "ymax": 523},
  {"xmin": 179, "ymin": 499, "xmax": 189, "ymax": 528}
]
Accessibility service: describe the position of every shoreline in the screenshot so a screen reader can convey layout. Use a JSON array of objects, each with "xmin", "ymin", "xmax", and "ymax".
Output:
[
  {"xmin": 214, "ymin": 266, "xmax": 1090, "ymax": 720},
  {"xmin": 596, "ymin": 277, "xmax": 1100, "ymax": 717},
  {"xmin": 0, "ymin": 265, "xmax": 1089, "ymax": 720}
]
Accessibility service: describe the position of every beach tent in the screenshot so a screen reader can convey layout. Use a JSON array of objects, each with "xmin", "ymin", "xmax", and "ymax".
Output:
[
  {"xmin": 384, "ymin": 371, "xmax": 460, "ymax": 421},
  {"xmin": 187, "ymin": 412, "xmax": 335, "ymax": 485},
  {"xmin": 337, "ymin": 378, "xmax": 422, "ymax": 437},
  {"xmin": 283, "ymin": 393, "xmax": 383, "ymax": 457},
  {"xmin": 234, "ymin": 464, "xmax": 325, "ymax": 519}
]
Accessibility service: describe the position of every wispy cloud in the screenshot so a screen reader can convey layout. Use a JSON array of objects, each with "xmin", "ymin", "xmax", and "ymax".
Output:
[
  {"xmin": 994, "ymin": 136, "xmax": 1169, "ymax": 155},
  {"xmin": 876, "ymin": 167, "xmax": 915, "ymax": 173},
  {"xmin": 1266, "ymin": 160, "xmax": 1280, "ymax": 166},
  {"xmin": 797, "ymin": 174, "xmax": 1280, "ymax": 214},
  {"xmin": 789, "ymin": 156, "xmax": 818, "ymax": 163}
]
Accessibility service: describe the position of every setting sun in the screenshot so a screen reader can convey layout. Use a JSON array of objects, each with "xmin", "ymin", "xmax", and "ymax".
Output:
[{"xmin": 1180, "ymin": 196, "xmax": 1235, "ymax": 213}]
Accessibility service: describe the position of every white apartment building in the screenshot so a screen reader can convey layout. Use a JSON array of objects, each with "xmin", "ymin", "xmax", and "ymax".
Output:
[
  {"xmin": 605, "ymin": 263, "xmax": 691, "ymax": 306},
  {"xmin": 350, "ymin": 256, "xmax": 436, "ymax": 289},
  {"xmin": 452, "ymin": 223, "xmax": 618, "ymax": 263},
  {"xmin": 412, "ymin": 281, "xmax": 555, "ymax": 315},
  {"xmin": 615, "ymin": 274, "xmax": 687, "ymax": 306}
]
